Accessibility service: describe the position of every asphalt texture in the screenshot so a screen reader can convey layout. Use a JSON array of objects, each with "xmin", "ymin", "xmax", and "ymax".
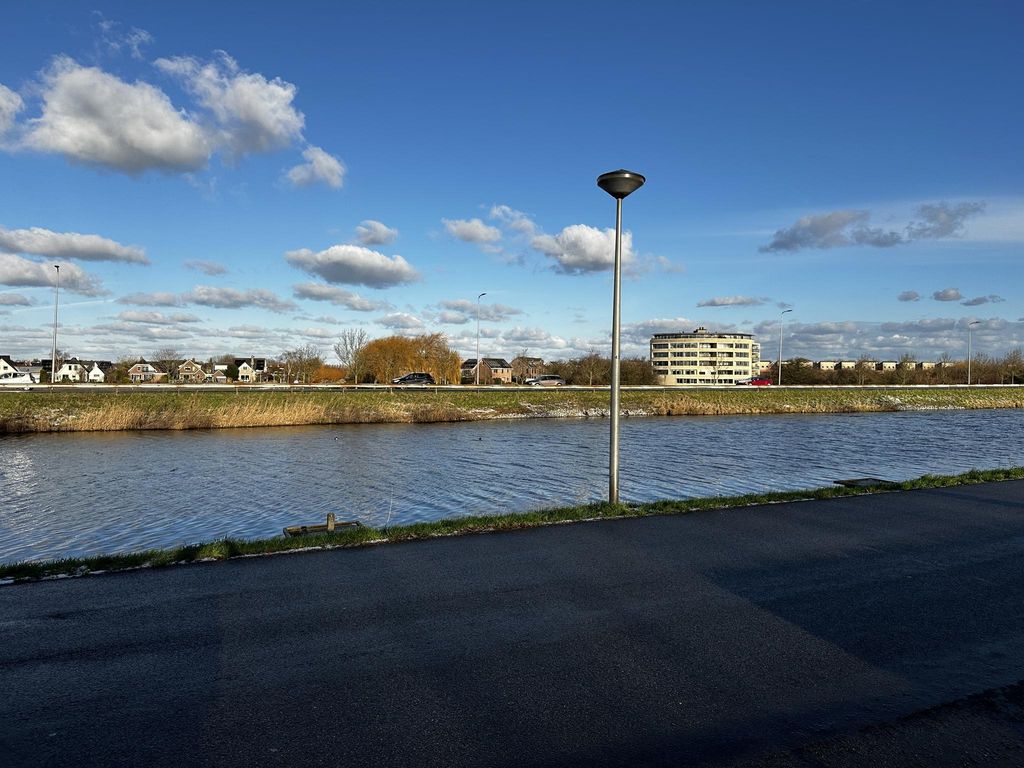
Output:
[{"xmin": 3, "ymin": 480, "xmax": 1024, "ymax": 767}]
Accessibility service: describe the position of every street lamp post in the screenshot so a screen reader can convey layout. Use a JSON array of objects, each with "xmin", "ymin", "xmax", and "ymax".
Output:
[
  {"xmin": 968, "ymin": 320, "xmax": 980, "ymax": 385},
  {"xmin": 475, "ymin": 292, "xmax": 486, "ymax": 386},
  {"xmin": 51, "ymin": 264, "xmax": 60, "ymax": 385},
  {"xmin": 597, "ymin": 169, "xmax": 645, "ymax": 505},
  {"xmin": 778, "ymin": 309, "xmax": 793, "ymax": 386}
]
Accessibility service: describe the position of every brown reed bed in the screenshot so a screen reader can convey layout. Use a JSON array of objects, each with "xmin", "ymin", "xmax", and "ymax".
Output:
[{"xmin": 0, "ymin": 386, "xmax": 1021, "ymax": 434}]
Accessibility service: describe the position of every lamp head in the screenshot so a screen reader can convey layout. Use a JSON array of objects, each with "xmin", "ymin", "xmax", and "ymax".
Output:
[{"xmin": 597, "ymin": 169, "xmax": 646, "ymax": 199}]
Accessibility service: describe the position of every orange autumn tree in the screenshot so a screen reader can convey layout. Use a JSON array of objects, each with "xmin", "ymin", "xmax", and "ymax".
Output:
[{"xmin": 355, "ymin": 333, "xmax": 461, "ymax": 384}]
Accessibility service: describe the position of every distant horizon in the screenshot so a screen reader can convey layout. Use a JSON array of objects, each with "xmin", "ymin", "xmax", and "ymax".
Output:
[{"xmin": 2, "ymin": 2, "xmax": 1022, "ymax": 363}]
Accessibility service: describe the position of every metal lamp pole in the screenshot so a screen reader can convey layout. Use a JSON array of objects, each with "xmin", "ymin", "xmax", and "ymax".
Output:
[
  {"xmin": 778, "ymin": 308, "xmax": 792, "ymax": 386},
  {"xmin": 597, "ymin": 169, "xmax": 645, "ymax": 505},
  {"xmin": 51, "ymin": 264, "xmax": 60, "ymax": 385},
  {"xmin": 968, "ymin": 320, "xmax": 979, "ymax": 385},
  {"xmin": 475, "ymin": 292, "xmax": 486, "ymax": 386}
]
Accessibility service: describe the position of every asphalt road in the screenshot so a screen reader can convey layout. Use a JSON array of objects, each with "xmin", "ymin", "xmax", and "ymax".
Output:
[{"xmin": 3, "ymin": 481, "xmax": 1024, "ymax": 767}]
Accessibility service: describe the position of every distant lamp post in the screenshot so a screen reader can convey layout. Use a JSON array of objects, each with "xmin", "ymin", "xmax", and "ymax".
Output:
[
  {"xmin": 778, "ymin": 309, "xmax": 793, "ymax": 385},
  {"xmin": 967, "ymin": 320, "xmax": 980, "ymax": 385},
  {"xmin": 597, "ymin": 168, "xmax": 646, "ymax": 505},
  {"xmin": 475, "ymin": 292, "xmax": 486, "ymax": 386},
  {"xmin": 51, "ymin": 264, "xmax": 60, "ymax": 385}
]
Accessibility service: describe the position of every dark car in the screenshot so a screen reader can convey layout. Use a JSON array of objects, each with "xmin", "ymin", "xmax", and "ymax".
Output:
[{"xmin": 391, "ymin": 372, "xmax": 436, "ymax": 385}]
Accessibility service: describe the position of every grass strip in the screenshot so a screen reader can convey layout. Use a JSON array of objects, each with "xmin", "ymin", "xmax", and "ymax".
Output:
[{"xmin": 2, "ymin": 466, "xmax": 1022, "ymax": 584}]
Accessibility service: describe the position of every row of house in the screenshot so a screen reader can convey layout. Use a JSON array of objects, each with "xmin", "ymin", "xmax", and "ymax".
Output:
[
  {"xmin": 777, "ymin": 359, "xmax": 948, "ymax": 372},
  {"xmin": 0, "ymin": 355, "xmax": 271, "ymax": 384}
]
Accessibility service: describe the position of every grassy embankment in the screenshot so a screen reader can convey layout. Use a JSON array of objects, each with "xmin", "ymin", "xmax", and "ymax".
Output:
[
  {"xmin": 1, "ymin": 386, "xmax": 1022, "ymax": 433},
  {"xmin": 2, "ymin": 466, "xmax": 1021, "ymax": 583}
]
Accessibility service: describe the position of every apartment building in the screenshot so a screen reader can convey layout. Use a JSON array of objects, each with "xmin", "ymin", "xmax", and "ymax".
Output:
[{"xmin": 650, "ymin": 326, "xmax": 756, "ymax": 385}]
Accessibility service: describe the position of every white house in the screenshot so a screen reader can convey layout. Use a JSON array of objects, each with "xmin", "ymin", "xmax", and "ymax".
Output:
[{"xmin": 88, "ymin": 363, "xmax": 107, "ymax": 383}]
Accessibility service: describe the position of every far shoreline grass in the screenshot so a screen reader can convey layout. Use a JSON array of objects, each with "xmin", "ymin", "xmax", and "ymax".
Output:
[
  {"xmin": 1, "ymin": 386, "xmax": 1022, "ymax": 433},
  {"xmin": 3, "ymin": 466, "xmax": 1022, "ymax": 584}
]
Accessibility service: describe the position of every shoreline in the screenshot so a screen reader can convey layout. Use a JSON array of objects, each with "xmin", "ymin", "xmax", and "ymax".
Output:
[
  {"xmin": 1, "ymin": 386, "xmax": 1022, "ymax": 433},
  {"xmin": 3, "ymin": 466, "xmax": 1021, "ymax": 583}
]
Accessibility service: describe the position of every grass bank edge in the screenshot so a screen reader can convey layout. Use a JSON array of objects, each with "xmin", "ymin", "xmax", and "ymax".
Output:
[{"xmin": 3, "ymin": 466, "xmax": 1022, "ymax": 584}]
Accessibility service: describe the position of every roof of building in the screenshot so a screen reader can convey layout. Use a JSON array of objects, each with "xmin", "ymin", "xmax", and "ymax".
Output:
[{"xmin": 651, "ymin": 326, "xmax": 754, "ymax": 340}]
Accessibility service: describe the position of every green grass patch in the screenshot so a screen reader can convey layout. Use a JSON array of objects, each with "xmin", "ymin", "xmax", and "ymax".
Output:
[{"xmin": 3, "ymin": 466, "xmax": 1022, "ymax": 584}]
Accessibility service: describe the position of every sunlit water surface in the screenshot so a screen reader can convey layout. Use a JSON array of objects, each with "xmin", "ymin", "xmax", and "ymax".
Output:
[{"xmin": 2, "ymin": 409, "xmax": 1022, "ymax": 563}]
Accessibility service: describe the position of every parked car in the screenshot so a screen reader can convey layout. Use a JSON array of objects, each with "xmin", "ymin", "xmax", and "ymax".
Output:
[
  {"xmin": 528, "ymin": 375, "xmax": 565, "ymax": 387},
  {"xmin": 0, "ymin": 371, "xmax": 36, "ymax": 386},
  {"xmin": 749, "ymin": 377, "xmax": 772, "ymax": 386},
  {"xmin": 391, "ymin": 372, "xmax": 435, "ymax": 385}
]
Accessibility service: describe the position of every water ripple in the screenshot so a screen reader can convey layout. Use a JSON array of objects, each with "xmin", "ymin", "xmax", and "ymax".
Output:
[{"xmin": 1, "ymin": 409, "xmax": 1022, "ymax": 563}]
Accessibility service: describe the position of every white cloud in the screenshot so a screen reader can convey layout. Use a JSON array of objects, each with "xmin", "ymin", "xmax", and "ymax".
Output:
[
  {"xmin": 898, "ymin": 290, "xmax": 920, "ymax": 302},
  {"xmin": 0, "ymin": 225, "xmax": 148, "ymax": 264},
  {"xmin": 155, "ymin": 52, "xmax": 304, "ymax": 157},
  {"xmin": 0, "ymin": 254, "xmax": 106, "ymax": 296},
  {"xmin": 0, "ymin": 292, "xmax": 32, "ymax": 306},
  {"xmin": 285, "ymin": 244, "xmax": 419, "ymax": 288},
  {"xmin": 185, "ymin": 285, "xmax": 297, "ymax": 313},
  {"xmin": 0, "ymin": 84, "xmax": 23, "ymax": 140},
  {"xmin": 439, "ymin": 298, "xmax": 523, "ymax": 322},
  {"xmin": 961, "ymin": 294, "xmax": 1004, "ymax": 307},
  {"xmin": 286, "ymin": 144, "xmax": 345, "ymax": 188},
  {"xmin": 532, "ymin": 224, "xmax": 634, "ymax": 275},
  {"xmin": 119, "ymin": 291, "xmax": 182, "ymax": 307},
  {"xmin": 95, "ymin": 18, "xmax": 154, "ymax": 60},
  {"xmin": 25, "ymin": 57, "xmax": 210, "ymax": 173},
  {"xmin": 377, "ymin": 312, "xmax": 424, "ymax": 330},
  {"xmin": 292, "ymin": 282, "xmax": 389, "ymax": 311},
  {"xmin": 117, "ymin": 310, "xmax": 201, "ymax": 324},
  {"xmin": 933, "ymin": 288, "xmax": 963, "ymax": 302},
  {"xmin": 443, "ymin": 218, "xmax": 502, "ymax": 244},
  {"xmin": 184, "ymin": 259, "xmax": 227, "ymax": 275},
  {"xmin": 697, "ymin": 296, "xmax": 766, "ymax": 307},
  {"xmin": 355, "ymin": 220, "xmax": 398, "ymax": 246},
  {"xmin": 489, "ymin": 205, "xmax": 537, "ymax": 235}
]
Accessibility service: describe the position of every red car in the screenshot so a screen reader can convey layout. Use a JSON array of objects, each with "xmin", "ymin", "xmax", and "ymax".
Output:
[{"xmin": 750, "ymin": 378, "xmax": 772, "ymax": 386}]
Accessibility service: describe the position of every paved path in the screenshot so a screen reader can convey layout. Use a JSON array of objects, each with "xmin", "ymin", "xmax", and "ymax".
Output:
[{"xmin": 3, "ymin": 481, "xmax": 1024, "ymax": 767}]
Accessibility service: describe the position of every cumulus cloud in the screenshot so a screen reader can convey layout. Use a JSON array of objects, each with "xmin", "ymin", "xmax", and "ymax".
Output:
[
  {"xmin": 184, "ymin": 259, "xmax": 227, "ymax": 275},
  {"xmin": 286, "ymin": 145, "xmax": 345, "ymax": 188},
  {"xmin": 185, "ymin": 285, "xmax": 296, "ymax": 313},
  {"xmin": 377, "ymin": 312, "xmax": 424, "ymax": 330},
  {"xmin": 961, "ymin": 294, "xmax": 1004, "ymax": 306},
  {"xmin": 697, "ymin": 295, "xmax": 766, "ymax": 308},
  {"xmin": 0, "ymin": 225, "xmax": 148, "ymax": 264},
  {"xmin": 443, "ymin": 218, "xmax": 502, "ymax": 244},
  {"xmin": 879, "ymin": 318, "xmax": 959, "ymax": 334},
  {"xmin": 907, "ymin": 201, "xmax": 986, "ymax": 239},
  {"xmin": 155, "ymin": 51, "xmax": 304, "ymax": 158},
  {"xmin": 285, "ymin": 244, "xmax": 419, "ymax": 288},
  {"xmin": 25, "ymin": 57, "xmax": 210, "ymax": 173},
  {"xmin": 117, "ymin": 310, "xmax": 201, "ymax": 324},
  {"xmin": 759, "ymin": 210, "xmax": 900, "ymax": 252},
  {"xmin": 118, "ymin": 291, "xmax": 182, "ymax": 306},
  {"xmin": 898, "ymin": 291, "xmax": 920, "ymax": 302},
  {"xmin": 0, "ymin": 292, "xmax": 32, "ymax": 306},
  {"xmin": 532, "ymin": 224, "xmax": 634, "ymax": 275},
  {"xmin": 292, "ymin": 282, "xmax": 389, "ymax": 311},
  {"xmin": 354, "ymin": 220, "xmax": 398, "ymax": 246},
  {"xmin": 760, "ymin": 201, "xmax": 986, "ymax": 253},
  {"xmin": 0, "ymin": 254, "xmax": 106, "ymax": 295},
  {"xmin": 932, "ymin": 288, "xmax": 963, "ymax": 302},
  {"xmin": 489, "ymin": 205, "xmax": 537, "ymax": 235},
  {"xmin": 0, "ymin": 84, "xmax": 23, "ymax": 140},
  {"xmin": 438, "ymin": 299, "xmax": 523, "ymax": 323}
]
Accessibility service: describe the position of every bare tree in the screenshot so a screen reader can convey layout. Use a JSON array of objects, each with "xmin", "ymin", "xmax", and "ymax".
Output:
[
  {"xmin": 280, "ymin": 344, "xmax": 323, "ymax": 383},
  {"xmin": 333, "ymin": 328, "xmax": 369, "ymax": 384},
  {"xmin": 151, "ymin": 347, "xmax": 181, "ymax": 381}
]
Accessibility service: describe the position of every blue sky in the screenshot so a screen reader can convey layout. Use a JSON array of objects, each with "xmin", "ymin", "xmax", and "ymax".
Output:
[{"xmin": 1, "ymin": 0, "xmax": 1022, "ymax": 364}]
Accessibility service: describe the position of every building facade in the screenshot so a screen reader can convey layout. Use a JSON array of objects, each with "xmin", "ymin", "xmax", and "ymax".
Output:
[{"xmin": 650, "ymin": 327, "xmax": 756, "ymax": 386}]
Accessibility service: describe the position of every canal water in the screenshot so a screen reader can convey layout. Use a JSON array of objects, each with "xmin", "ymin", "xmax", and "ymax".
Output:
[{"xmin": 2, "ymin": 408, "xmax": 1022, "ymax": 564}]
